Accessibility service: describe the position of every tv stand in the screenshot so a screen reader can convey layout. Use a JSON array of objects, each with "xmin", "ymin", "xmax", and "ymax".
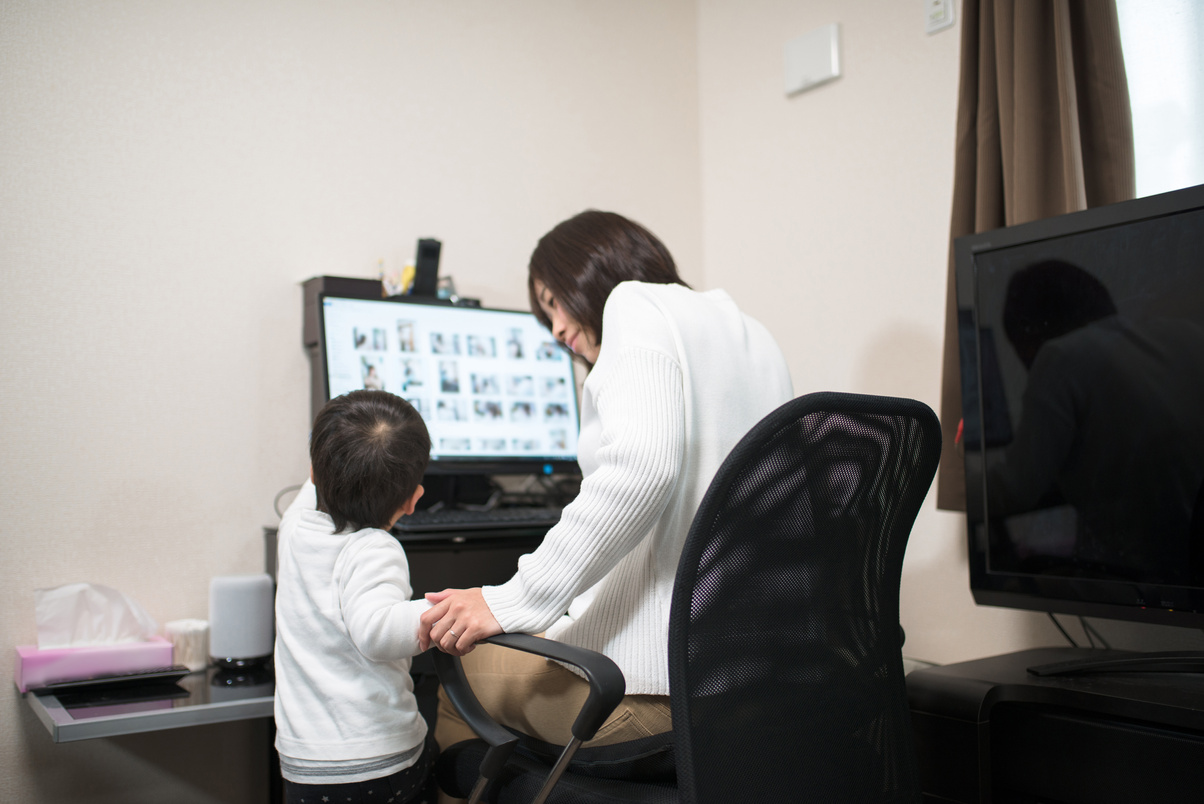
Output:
[
  {"xmin": 907, "ymin": 647, "xmax": 1204, "ymax": 803},
  {"xmin": 1026, "ymin": 649, "xmax": 1204, "ymax": 677}
]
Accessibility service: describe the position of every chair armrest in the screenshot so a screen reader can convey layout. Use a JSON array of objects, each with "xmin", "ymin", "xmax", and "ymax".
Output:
[{"xmin": 432, "ymin": 633, "xmax": 627, "ymax": 743}]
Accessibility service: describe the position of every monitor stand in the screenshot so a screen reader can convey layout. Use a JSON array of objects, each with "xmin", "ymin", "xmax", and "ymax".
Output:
[{"xmin": 418, "ymin": 474, "xmax": 497, "ymax": 511}]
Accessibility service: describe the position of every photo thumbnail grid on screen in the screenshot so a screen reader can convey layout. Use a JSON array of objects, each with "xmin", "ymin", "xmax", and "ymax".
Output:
[{"xmin": 322, "ymin": 296, "xmax": 580, "ymax": 461}]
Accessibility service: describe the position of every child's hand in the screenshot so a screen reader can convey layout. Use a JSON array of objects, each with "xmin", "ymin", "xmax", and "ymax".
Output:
[{"xmin": 419, "ymin": 588, "xmax": 503, "ymax": 656}]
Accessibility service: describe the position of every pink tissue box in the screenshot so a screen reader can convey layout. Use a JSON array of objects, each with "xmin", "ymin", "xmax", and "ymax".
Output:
[{"xmin": 14, "ymin": 636, "xmax": 174, "ymax": 692}]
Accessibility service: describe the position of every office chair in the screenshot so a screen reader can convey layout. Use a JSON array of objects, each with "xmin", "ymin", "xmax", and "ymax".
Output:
[{"xmin": 433, "ymin": 391, "xmax": 943, "ymax": 803}]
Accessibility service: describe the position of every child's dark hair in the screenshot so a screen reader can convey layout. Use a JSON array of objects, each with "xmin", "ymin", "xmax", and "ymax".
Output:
[{"xmin": 310, "ymin": 390, "xmax": 431, "ymax": 533}]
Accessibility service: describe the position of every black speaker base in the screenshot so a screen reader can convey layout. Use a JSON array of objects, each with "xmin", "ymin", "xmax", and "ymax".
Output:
[{"xmin": 211, "ymin": 656, "xmax": 273, "ymax": 687}]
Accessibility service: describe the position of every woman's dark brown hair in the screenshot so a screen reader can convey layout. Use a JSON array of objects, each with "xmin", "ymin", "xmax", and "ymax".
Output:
[{"xmin": 527, "ymin": 210, "xmax": 689, "ymax": 348}]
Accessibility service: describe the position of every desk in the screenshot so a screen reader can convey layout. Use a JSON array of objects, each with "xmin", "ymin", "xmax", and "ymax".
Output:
[
  {"xmin": 23, "ymin": 666, "xmax": 273, "ymax": 744},
  {"xmin": 268, "ymin": 524, "xmax": 546, "ymax": 678},
  {"xmin": 264, "ymin": 525, "xmax": 546, "ymax": 593},
  {"xmin": 26, "ymin": 524, "xmax": 544, "ymax": 746},
  {"xmin": 23, "ymin": 518, "xmax": 543, "ymax": 804}
]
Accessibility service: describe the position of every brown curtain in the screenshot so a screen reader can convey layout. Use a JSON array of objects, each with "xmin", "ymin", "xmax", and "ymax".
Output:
[{"xmin": 936, "ymin": 0, "xmax": 1136, "ymax": 511}]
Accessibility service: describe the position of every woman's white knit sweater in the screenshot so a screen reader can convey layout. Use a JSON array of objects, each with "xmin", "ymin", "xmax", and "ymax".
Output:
[{"xmin": 482, "ymin": 281, "xmax": 793, "ymax": 695}]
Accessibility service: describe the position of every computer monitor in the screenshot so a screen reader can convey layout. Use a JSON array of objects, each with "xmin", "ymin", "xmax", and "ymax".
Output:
[
  {"xmin": 955, "ymin": 182, "xmax": 1204, "ymax": 629},
  {"xmin": 317, "ymin": 293, "xmax": 581, "ymax": 477}
]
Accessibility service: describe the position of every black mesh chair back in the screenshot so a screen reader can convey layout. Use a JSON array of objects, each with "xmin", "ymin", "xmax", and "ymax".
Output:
[
  {"xmin": 670, "ymin": 391, "xmax": 940, "ymax": 803},
  {"xmin": 434, "ymin": 392, "xmax": 941, "ymax": 803}
]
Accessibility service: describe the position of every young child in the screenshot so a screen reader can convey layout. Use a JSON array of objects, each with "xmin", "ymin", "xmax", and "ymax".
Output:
[{"xmin": 274, "ymin": 390, "xmax": 435, "ymax": 804}]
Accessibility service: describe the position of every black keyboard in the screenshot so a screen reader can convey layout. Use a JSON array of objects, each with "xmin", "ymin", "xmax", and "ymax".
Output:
[{"xmin": 395, "ymin": 506, "xmax": 563, "ymax": 533}]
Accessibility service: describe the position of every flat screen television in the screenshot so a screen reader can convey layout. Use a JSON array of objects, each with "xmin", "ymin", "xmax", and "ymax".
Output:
[
  {"xmin": 316, "ymin": 292, "xmax": 581, "ymax": 477},
  {"xmin": 955, "ymin": 183, "xmax": 1204, "ymax": 632}
]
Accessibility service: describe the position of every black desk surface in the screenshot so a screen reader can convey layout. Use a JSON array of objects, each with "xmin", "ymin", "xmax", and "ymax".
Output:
[{"xmin": 907, "ymin": 646, "xmax": 1204, "ymax": 731}]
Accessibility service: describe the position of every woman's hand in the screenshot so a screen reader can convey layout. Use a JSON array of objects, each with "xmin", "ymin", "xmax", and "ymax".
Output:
[{"xmin": 419, "ymin": 588, "xmax": 503, "ymax": 656}]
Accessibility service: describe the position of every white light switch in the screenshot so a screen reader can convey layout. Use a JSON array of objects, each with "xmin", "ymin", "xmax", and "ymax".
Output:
[
  {"xmin": 784, "ymin": 23, "xmax": 841, "ymax": 97},
  {"xmin": 926, "ymin": 0, "xmax": 956, "ymax": 34}
]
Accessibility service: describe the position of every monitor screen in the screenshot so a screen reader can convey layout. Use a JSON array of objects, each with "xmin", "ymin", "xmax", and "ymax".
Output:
[
  {"xmin": 318, "ymin": 294, "xmax": 580, "ymax": 474},
  {"xmin": 955, "ymin": 183, "xmax": 1204, "ymax": 627}
]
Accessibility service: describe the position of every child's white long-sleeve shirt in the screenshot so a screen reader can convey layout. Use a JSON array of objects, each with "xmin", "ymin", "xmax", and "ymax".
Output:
[{"xmin": 274, "ymin": 480, "xmax": 430, "ymax": 777}]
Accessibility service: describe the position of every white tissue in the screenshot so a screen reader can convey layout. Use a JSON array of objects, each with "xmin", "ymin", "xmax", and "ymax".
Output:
[{"xmin": 35, "ymin": 582, "xmax": 159, "ymax": 649}]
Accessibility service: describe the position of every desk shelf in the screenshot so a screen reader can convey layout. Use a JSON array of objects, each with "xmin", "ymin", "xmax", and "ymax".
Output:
[{"xmin": 23, "ymin": 666, "xmax": 274, "ymax": 743}]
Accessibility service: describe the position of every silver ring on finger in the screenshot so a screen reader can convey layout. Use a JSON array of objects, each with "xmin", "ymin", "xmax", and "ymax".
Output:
[{"xmin": 448, "ymin": 629, "xmax": 459, "ymax": 637}]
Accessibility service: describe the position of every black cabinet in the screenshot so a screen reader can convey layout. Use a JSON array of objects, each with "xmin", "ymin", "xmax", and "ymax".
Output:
[
  {"xmin": 264, "ymin": 525, "xmax": 543, "ymax": 595},
  {"xmin": 907, "ymin": 648, "xmax": 1204, "ymax": 803}
]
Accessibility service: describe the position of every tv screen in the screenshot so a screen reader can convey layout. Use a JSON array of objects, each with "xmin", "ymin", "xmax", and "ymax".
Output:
[
  {"xmin": 318, "ymin": 294, "xmax": 580, "ymax": 475},
  {"xmin": 955, "ymin": 183, "xmax": 1204, "ymax": 628}
]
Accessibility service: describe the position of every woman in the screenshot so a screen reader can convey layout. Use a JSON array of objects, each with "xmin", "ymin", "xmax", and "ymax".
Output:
[{"xmin": 419, "ymin": 210, "xmax": 793, "ymax": 755}]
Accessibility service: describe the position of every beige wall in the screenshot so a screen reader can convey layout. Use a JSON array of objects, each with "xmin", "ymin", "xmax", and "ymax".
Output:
[
  {"xmin": 8, "ymin": 1, "xmax": 1178, "ymax": 801},
  {"xmin": 695, "ymin": 0, "xmax": 1066, "ymax": 665},
  {"xmin": 0, "ymin": 2, "xmax": 700, "ymax": 801}
]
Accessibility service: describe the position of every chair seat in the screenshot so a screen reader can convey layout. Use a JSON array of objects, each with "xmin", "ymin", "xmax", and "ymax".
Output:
[
  {"xmin": 504, "ymin": 730, "xmax": 677, "ymax": 784},
  {"xmin": 436, "ymin": 739, "xmax": 679, "ymax": 804}
]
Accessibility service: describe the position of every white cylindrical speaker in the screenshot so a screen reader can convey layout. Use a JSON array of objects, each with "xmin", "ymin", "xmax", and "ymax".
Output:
[{"xmin": 208, "ymin": 574, "xmax": 274, "ymax": 667}]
